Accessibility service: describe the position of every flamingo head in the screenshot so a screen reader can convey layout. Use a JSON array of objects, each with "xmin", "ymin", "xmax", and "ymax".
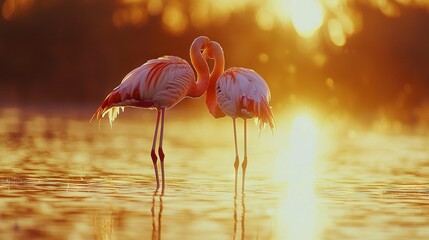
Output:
[{"xmin": 206, "ymin": 41, "xmax": 224, "ymax": 60}]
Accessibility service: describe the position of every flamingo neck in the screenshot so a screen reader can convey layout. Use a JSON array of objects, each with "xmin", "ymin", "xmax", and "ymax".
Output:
[
  {"xmin": 206, "ymin": 41, "xmax": 226, "ymax": 118},
  {"xmin": 187, "ymin": 36, "xmax": 210, "ymax": 98}
]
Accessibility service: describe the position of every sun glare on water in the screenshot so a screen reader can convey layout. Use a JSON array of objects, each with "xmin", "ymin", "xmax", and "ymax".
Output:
[
  {"xmin": 274, "ymin": 114, "xmax": 318, "ymax": 182},
  {"xmin": 288, "ymin": 115, "xmax": 318, "ymax": 168},
  {"xmin": 275, "ymin": 114, "xmax": 319, "ymax": 239}
]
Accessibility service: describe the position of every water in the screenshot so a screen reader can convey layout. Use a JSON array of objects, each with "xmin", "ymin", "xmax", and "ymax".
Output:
[{"xmin": 0, "ymin": 106, "xmax": 429, "ymax": 239}]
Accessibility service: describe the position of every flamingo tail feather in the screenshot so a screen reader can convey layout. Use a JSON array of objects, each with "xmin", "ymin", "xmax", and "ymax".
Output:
[{"xmin": 91, "ymin": 92, "xmax": 125, "ymax": 128}]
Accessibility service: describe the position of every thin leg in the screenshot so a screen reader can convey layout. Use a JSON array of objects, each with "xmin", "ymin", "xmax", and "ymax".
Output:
[
  {"xmin": 233, "ymin": 119, "xmax": 239, "ymax": 193},
  {"xmin": 151, "ymin": 110, "xmax": 161, "ymax": 189},
  {"xmin": 242, "ymin": 120, "xmax": 248, "ymax": 193},
  {"xmin": 158, "ymin": 108, "xmax": 166, "ymax": 189}
]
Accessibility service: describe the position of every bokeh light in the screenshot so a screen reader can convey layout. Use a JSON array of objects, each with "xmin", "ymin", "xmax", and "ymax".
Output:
[
  {"xmin": 1, "ymin": 0, "xmax": 429, "ymax": 126},
  {"xmin": 1, "ymin": 0, "xmax": 34, "ymax": 20},
  {"xmin": 1, "ymin": 1, "xmax": 429, "ymax": 239}
]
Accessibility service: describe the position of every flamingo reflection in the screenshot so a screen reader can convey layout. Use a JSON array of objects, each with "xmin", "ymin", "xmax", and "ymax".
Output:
[
  {"xmin": 93, "ymin": 211, "xmax": 114, "ymax": 240},
  {"xmin": 151, "ymin": 190, "xmax": 164, "ymax": 240},
  {"xmin": 233, "ymin": 194, "xmax": 246, "ymax": 240}
]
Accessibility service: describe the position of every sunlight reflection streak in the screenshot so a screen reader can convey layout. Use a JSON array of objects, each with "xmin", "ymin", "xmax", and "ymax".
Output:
[{"xmin": 277, "ymin": 114, "xmax": 318, "ymax": 240}]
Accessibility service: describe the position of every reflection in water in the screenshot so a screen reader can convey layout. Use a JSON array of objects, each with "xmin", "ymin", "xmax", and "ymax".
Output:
[
  {"xmin": 152, "ymin": 191, "xmax": 164, "ymax": 240},
  {"xmin": 233, "ymin": 194, "xmax": 246, "ymax": 240},
  {"xmin": 278, "ymin": 115, "xmax": 318, "ymax": 239},
  {"xmin": 1, "ymin": 107, "xmax": 429, "ymax": 239},
  {"xmin": 93, "ymin": 211, "xmax": 115, "ymax": 240},
  {"xmin": 285, "ymin": 182, "xmax": 317, "ymax": 240}
]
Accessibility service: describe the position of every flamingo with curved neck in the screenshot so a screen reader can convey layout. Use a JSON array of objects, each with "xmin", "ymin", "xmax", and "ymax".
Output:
[
  {"xmin": 92, "ymin": 36, "xmax": 211, "ymax": 190},
  {"xmin": 205, "ymin": 41, "xmax": 275, "ymax": 192}
]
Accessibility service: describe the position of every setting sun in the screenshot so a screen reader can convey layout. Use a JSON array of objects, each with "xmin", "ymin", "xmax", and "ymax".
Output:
[
  {"xmin": 288, "ymin": 0, "xmax": 325, "ymax": 38},
  {"xmin": 2, "ymin": 0, "xmax": 429, "ymax": 239},
  {"xmin": 272, "ymin": 0, "xmax": 324, "ymax": 38}
]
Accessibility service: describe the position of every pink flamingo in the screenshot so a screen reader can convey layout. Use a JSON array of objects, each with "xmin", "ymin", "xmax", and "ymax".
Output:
[
  {"xmin": 205, "ymin": 41, "xmax": 275, "ymax": 192},
  {"xmin": 92, "ymin": 36, "xmax": 212, "ymax": 189}
]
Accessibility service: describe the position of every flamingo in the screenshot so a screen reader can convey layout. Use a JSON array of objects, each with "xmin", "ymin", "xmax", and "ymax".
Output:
[
  {"xmin": 92, "ymin": 36, "xmax": 212, "ymax": 190},
  {"xmin": 205, "ymin": 41, "xmax": 275, "ymax": 192}
]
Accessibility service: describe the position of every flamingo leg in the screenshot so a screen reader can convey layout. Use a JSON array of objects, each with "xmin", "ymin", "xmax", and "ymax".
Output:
[
  {"xmin": 151, "ymin": 110, "xmax": 161, "ymax": 189},
  {"xmin": 233, "ymin": 119, "xmax": 239, "ymax": 193},
  {"xmin": 242, "ymin": 119, "xmax": 248, "ymax": 193},
  {"xmin": 158, "ymin": 108, "xmax": 166, "ymax": 189}
]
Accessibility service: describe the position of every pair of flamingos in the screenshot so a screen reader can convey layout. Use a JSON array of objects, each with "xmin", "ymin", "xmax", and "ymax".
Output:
[{"xmin": 93, "ymin": 36, "xmax": 275, "ymax": 192}]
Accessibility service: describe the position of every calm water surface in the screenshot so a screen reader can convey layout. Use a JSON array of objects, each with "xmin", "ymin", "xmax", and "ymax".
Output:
[{"xmin": 0, "ymin": 106, "xmax": 429, "ymax": 239}]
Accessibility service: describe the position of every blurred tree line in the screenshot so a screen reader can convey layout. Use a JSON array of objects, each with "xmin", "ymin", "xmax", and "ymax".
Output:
[{"xmin": 0, "ymin": 0, "xmax": 428, "ymax": 124}]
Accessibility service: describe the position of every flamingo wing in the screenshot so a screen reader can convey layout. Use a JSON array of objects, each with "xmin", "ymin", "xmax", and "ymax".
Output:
[
  {"xmin": 92, "ymin": 56, "xmax": 195, "ymax": 126},
  {"xmin": 216, "ymin": 67, "xmax": 275, "ymax": 129}
]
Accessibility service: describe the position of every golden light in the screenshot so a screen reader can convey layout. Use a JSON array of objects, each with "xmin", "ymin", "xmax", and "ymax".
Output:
[
  {"xmin": 111, "ymin": 0, "xmax": 370, "ymax": 44},
  {"xmin": 121, "ymin": 0, "xmax": 142, "ymax": 4},
  {"xmin": 312, "ymin": 52, "xmax": 327, "ymax": 67},
  {"xmin": 372, "ymin": 0, "xmax": 401, "ymax": 17},
  {"xmin": 112, "ymin": 6, "xmax": 148, "ymax": 28},
  {"xmin": 1, "ymin": 0, "xmax": 15, "ymax": 20},
  {"xmin": 326, "ymin": 77, "xmax": 335, "ymax": 90},
  {"xmin": 275, "ymin": 113, "xmax": 319, "ymax": 239},
  {"xmin": 255, "ymin": 7, "xmax": 275, "ymax": 31},
  {"xmin": 264, "ymin": 0, "xmax": 363, "ymax": 44},
  {"xmin": 258, "ymin": 53, "xmax": 269, "ymax": 63},
  {"xmin": 190, "ymin": 1, "xmax": 211, "ymax": 29},
  {"xmin": 2, "ymin": 0, "xmax": 34, "ymax": 21},
  {"xmin": 288, "ymin": 115, "xmax": 317, "ymax": 175},
  {"xmin": 288, "ymin": 0, "xmax": 325, "ymax": 38},
  {"xmin": 283, "ymin": 182, "xmax": 317, "ymax": 240},
  {"xmin": 147, "ymin": 0, "xmax": 163, "ymax": 16},
  {"xmin": 162, "ymin": 3, "xmax": 188, "ymax": 35},
  {"xmin": 274, "ymin": 113, "xmax": 318, "ymax": 182},
  {"xmin": 328, "ymin": 19, "xmax": 346, "ymax": 46}
]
